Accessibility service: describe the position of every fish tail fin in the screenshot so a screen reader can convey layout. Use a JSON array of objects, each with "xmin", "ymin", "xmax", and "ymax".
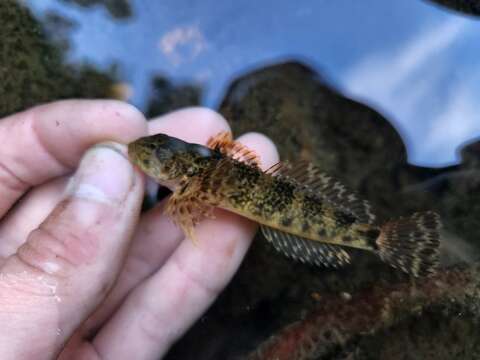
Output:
[{"xmin": 377, "ymin": 211, "xmax": 441, "ymax": 277}]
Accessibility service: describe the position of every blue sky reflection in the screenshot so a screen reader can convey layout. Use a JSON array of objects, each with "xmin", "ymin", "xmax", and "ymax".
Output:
[{"xmin": 26, "ymin": 0, "xmax": 480, "ymax": 166}]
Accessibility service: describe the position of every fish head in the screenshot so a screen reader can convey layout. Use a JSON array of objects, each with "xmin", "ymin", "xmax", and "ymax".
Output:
[{"xmin": 128, "ymin": 133, "xmax": 220, "ymax": 184}]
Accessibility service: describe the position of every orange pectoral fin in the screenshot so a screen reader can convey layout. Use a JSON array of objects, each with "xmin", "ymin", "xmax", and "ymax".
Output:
[
  {"xmin": 164, "ymin": 181, "xmax": 216, "ymax": 245},
  {"xmin": 207, "ymin": 131, "xmax": 261, "ymax": 167},
  {"xmin": 165, "ymin": 198, "xmax": 197, "ymax": 244}
]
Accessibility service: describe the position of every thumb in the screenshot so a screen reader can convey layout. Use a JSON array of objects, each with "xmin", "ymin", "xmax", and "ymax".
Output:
[{"xmin": 0, "ymin": 143, "xmax": 144, "ymax": 359}]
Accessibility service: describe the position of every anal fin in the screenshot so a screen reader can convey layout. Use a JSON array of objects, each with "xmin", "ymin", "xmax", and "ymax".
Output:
[{"xmin": 260, "ymin": 225, "xmax": 351, "ymax": 268}]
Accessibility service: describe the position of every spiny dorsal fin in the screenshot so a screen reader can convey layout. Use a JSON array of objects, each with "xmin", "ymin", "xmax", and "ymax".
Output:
[
  {"xmin": 260, "ymin": 225, "xmax": 351, "ymax": 268},
  {"xmin": 266, "ymin": 160, "xmax": 376, "ymax": 225},
  {"xmin": 207, "ymin": 131, "xmax": 261, "ymax": 167}
]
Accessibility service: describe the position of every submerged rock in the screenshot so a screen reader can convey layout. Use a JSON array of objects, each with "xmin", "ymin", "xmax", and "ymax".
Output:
[
  {"xmin": 248, "ymin": 265, "xmax": 480, "ymax": 360},
  {"xmin": 427, "ymin": 0, "xmax": 480, "ymax": 16},
  {"xmin": 146, "ymin": 76, "xmax": 203, "ymax": 119},
  {"xmin": 57, "ymin": 0, "xmax": 133, "ymax": 19}
]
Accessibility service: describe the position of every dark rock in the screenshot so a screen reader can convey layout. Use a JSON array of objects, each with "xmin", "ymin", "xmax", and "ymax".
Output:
[
  {"xmin": 426, "ymin": 0, "xmax": 480, "ymax": 16},
  {"xmin": 221, "ymin": 62, "xmax": 406, "ymax": 190},
  {"xmin": 247, "ymin": 265, "xmax": 480, "ymax": 360},
  {"xmin": 58, "ymin": 0, "xmax": 132, "ymax": 19},
  {"xmin": 146, "ymin": 76, "xmax": 202, "ymax": 119}
]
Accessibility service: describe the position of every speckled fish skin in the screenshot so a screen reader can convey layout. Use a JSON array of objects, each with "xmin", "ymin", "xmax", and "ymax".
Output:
[
  {"xmin": 209, "ymin": 157, "xmax": 381, "ymax": 251},
  {"xmin": 128, "ymin": 133, "xmax": 441, "ymax": 276},
  {"xmin": 128, "ymin": 134, "xmax": 377, "ymax": 247}
]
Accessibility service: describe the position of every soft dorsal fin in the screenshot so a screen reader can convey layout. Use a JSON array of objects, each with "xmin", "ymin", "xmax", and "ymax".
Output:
[
  {"xmin": 260, "ymin": 225, "xmax": 351, "ymax": 268},
  {"xmin": 266, "ymin": 160, "xmax": 376, "ymax": 225},
  {"xmin": 206, "ymin": 131, "xmax": 261, "ymax": 167}
]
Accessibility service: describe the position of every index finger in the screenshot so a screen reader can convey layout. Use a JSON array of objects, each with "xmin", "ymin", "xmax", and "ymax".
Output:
[
  {"xmin": 0, "ymin": 100, "xmax": 147, "ymax": 217},
  {"xmin": 148, "ymin": 106, "xmax": 231, "ymax": 144}
]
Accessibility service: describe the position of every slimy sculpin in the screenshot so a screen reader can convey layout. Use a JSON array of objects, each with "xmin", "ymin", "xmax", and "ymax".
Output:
[{"xmin": 128, "ymin": 132, "xmax": 441, "ymax": 277}]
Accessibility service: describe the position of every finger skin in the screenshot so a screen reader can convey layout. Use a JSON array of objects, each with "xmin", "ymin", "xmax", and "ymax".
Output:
[
  {"xmin": 0, "ymin": 100, "xmax": 147, "ymax": 219},
  {"xmin": 75, "ymin": 107, "xmax": 231, "ymax": 333},
  {"xmin": 0, "ymin": 144, "xmax": 144, "ymax": 359},
  {"xmin": 0, "ymin": 177, "xmax": 68, "ymax": 265},
  {"xmin": 148, "ymin": 107, "xmax": 230, "ymax": 144},
  {"xmin": 93, "ymin": 132, "xmax": 279, "ymax": 359}
]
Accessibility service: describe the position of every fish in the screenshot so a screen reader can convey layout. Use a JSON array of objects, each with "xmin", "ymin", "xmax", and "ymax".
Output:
[{"xmin": 127, "ymin": 131, "xmax": 441, "ymax": 277}]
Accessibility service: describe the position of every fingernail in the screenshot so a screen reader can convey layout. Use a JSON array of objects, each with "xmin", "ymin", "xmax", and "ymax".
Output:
[{"xmin": 66, "ymin": 143, "xmax": 134, "ymax": 204}]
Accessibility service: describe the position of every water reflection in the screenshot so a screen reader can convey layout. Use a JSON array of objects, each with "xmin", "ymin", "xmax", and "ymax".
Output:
[
  {"xmin": 2, "ymin": 1, "xmax": 480, "ymax": 358},
  {"xmin": 25, "ymin": 0, "xmax": 480, "ymax": 166},
  {"xmin": 342, "ymin": 17, "xmax": 480, "ymax": 166}
]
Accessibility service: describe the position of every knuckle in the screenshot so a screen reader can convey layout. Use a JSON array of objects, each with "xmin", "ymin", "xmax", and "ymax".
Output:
[
  {"xmin": 0, "ymin": 158, "xmax": 30, "ymax": 193},
  {"xmin": 16, "ymin": 221, "xmax": 98, "ymax": 278},
  {"xmin": 136, "ymin": 295, "xmax": 175, "ymax": 347},
  {"xmin": 172, "ymin": 255, "xmax": 221, "ymax": 298}
]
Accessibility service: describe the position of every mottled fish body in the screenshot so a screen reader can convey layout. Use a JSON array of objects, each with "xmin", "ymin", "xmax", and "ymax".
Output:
[{"xmin": 128, "ymin": 132, "xmax": 441, "ymax": 276}]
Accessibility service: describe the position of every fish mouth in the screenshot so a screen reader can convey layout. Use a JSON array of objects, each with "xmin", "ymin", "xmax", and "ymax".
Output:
[
  {"xmin": 127, "ymin": 140, "xmax": 152, "ymax": 170},
  {"xmin": 127, "ymin": 141, "xmax": 139, "ymax": 164}
]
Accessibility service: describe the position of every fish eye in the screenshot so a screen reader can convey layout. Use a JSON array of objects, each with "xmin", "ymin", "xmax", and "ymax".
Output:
[
  {"xmin": 166, "ymin": 137, "xmax": 188, "ymax": 152},
  {"xmin": 189, "ymin": 144, "xmax": 213, "ymax": 158}
]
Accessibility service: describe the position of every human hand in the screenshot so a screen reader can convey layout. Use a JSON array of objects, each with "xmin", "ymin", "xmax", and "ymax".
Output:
[{"xmin": 0, "ymin": 100, "xmax": 278, "ymax": 359}]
